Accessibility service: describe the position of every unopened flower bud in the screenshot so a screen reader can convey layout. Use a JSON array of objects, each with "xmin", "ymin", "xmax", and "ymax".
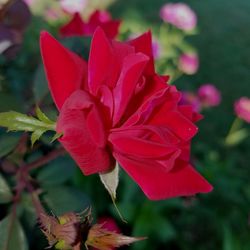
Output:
[
  {"xmin": 40, "ymin": 212, "xmax": 85, "ymax": 249},
  {"xmin": 85, "ymin": 223, "xmax": 145, "ymax": 250}
]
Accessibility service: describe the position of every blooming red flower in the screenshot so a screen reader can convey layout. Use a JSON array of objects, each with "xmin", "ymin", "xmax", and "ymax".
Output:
[
  {"xmin": 60, "ymin": 10, "xmax": 121, "ymax": 39},
  {"xmin": 40, "ymin": 27, "xmax": 212, "ymax": 200}
]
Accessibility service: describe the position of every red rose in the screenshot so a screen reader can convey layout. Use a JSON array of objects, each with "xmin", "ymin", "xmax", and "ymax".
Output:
[
  {"xmin": 40, "ymin": 27, "xmax": 212, "ymax": 200},
  {"xmin": 60, "ymin": 10, "xmax": 121, "ymax": 39}
]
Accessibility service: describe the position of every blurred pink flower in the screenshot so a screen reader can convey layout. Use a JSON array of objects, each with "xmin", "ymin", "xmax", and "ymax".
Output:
[
  {"xmin": 60, "ymin": 0, "xmax": 87, "ymax": 14},
  {"xmin": 160, "ymin": 3, "xmax": 197, "ymax": 31},
  {"xmin": 152, "ymin": 39, "xmax": 161, "ymax": 59},
  {"xmin": 234, "ymin": 97, "xmax": 250, "ymax": 123},
  {"xmin": 178, "ymin": 52, "xmax": 199, "ymax": 75},
  {"xmin": 198, "ymin": 84, "xmax": 221, "ymax": 107},
  {"xmin": 180, "ymin": 91, "xmax": 201, "ymax": 112},
  {"xmin": 23, "ymin": 0, "xmax": 34, "ymax": 5},
  {"xmin": 44, "ymin": 9, "xmax": 61, "ymax": 21}
]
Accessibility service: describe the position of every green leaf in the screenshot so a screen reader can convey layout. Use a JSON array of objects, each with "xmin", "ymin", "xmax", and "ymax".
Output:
[
  {"xmin": 35, "ymin": 106, "xmax": 55, "ymax": 124},
  {"xmin": 50, "ymin": 132, "xmax": 63, "ymax": 143},
  {"xmin": 225, "ymin": 129, "xmax": 249, "ymax": 146},
  {"xmin": 223, "ymin": 225, "xmax": 241, "ymax": 250},
  {"xmin": 0, "ymin": 111, "xmax": 55, "ymax": 132},
  {"xmin": 132, "ymin": 203, "xmax": 175, "ymax": 250},
  {"xmin": 33, "ymin": 64, "xmax": 49, "ymax": 103},
  {"xmin": 0, "ymin": 93, "xmax": 24, "ymax": 113},
  {"xmin": 100, "ymin": 163, "xmax": 126, "ymax": 222},
  {"xmin": 44, "ymin": 186, "xmax": 90, "ymax": 215},
  {"xmin": 37, "ymin": 157, "xmax": 76, "ymax": 187},
  {"xmin": 0, "ymin": 215, "xmax": 28, "ymax": 250},
  {"xmin": 0, "ymin": 134, "xmax": 20, "ymax": 158},
  {"xmin": 31, "ymin": 129, "xmax": 46, "ymax": 147},
  {"xmin": 100, "ymin": 162, "xmax": 119, "ymax": 200},
  {"xmin": 0, "ymin": 173, "xmax": 13, "ymax": 203}
]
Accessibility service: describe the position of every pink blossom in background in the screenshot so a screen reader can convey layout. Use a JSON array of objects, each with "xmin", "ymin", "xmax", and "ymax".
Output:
[
  {"xmin": 160, "ymin": 3, "xmax": 197, "ymax": 31},
  {"xmin": 23, "ymin": 0, "xmax": 34, "ymax": 5},
  {"xmin": 180, "ymin": 91, "xmax": 201, "ymax": 112},
  {"xmin": 234, "ymin": 97, "xmax": 250, "ymax": 123},
  {"xmin": 198, "ymin": 84, "xmax": 221, "ymax": 107},
  {"xmin": 60, "ymin": 0, "xmax": 87, "ymax": 14},
  {"xmin": 44, "ymin": 9, "xmax": 61, "ymax": 21},
  {"xmin": 152, "ymin": 39, "xmax": 161, "ymax": 59},
  {"xmin": 178, "ymin": 52, "xmax": 199, "ymax": 75}
]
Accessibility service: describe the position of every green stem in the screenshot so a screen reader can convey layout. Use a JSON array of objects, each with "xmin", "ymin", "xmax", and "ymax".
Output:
[
  {"xmin": 227, "ymin": 117, "xmax": 243, "ymax": 135},
  {"xmin": 225, "ymin": 117, "xmax": 243, "ymax": 145}
]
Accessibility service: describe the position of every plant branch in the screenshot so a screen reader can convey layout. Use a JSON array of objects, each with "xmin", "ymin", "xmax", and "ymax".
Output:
[{"xmin": 20, "ymin": 147, "xmax": 66, "ymax": 173}]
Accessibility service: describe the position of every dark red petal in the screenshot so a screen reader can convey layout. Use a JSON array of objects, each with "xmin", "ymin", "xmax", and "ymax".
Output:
[
  {"xmin": 124, "ymin": 87, "xmax": 169, "ymax": 126},
  {"xmin": 89, "ymin": 10, "xmax": 112, "ymax": 24},
  {"xmin": 109, "ymin": 133, "xmax": 177, "ymax": 158},
  {"xmin": 88, "ymin": 27, "xmax": 114, "ymax": 95},
  {"xmin": 149, "ymin": 108, "xmax": 198, "ymax": 141},
  {"xmin": 114, "ymin": 153, "xmax": 213, "ymax": 200},
  {"xmin": 178, "ymin": 105, "xmax": 203, "ymax": 123},
  {"xmin": 40, "ymin": 31, "xmax": 87, "ymax": 110},
  {"xmin": 57, "ymin": 90, "xmax": 111, "ymax": 175},
  {"xmin": 100, "ymin": 20, "xmax": 121, "ymax": 39},
  {"xmin": 128, "ymin": 31, "xmax": 155, "ymax": 75},
  {"xmin": 112, "ymin": 53, "xmax": 149, "ymax": 125},
  {"xmin": 60, "ymin": 13, "xmax": 85, "ymax": 37}
]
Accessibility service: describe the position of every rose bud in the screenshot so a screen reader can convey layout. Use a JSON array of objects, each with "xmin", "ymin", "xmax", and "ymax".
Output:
[
  {"xmin": 178, "ymin": 52, "xmax": 199, "ymax": 75},
  {"xmin": 86, "ymin": 223, "xmax": 145, "ymax": 250},
  {"xmin": 40, "ymin": 212, "xmax": 84, "ymax": 249},
  {"xmin": 198, "ymin": 84, "xmax": 221, "ymax": 107},
  {"xmin": 234, "ymin": 97, "xmax": 250, "ymax": 123}
]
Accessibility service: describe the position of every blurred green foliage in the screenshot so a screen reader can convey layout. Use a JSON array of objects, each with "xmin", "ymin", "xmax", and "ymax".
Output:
[{"xmin": 0, "ymin": 0, "xmax": 249, "ymax": 250}]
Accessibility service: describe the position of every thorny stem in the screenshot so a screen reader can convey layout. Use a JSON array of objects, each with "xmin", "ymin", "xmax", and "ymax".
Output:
[
  {"xmin": 20, "ymin": 147, "xmax": 66, "ymax": 173},
  {"xmin": 12, "ymin": 146, "xmax": 66, "ymax": 206},
  {"xmin": 6, "ymin": 147, "xmax": 66, "ymax": 241}
]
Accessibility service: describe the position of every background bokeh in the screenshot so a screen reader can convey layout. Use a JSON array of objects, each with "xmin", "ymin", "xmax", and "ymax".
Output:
[{"xmin": 0, "ymin": 0, "xmax": 249, "ymax": 249}]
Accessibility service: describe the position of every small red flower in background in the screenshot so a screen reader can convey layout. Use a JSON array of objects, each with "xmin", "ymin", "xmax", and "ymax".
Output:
[
  {"xmin": 40, "ymin": 27, "xmax": 212, "ymax": 200},
  {"xmin": 92, "ymin": 217, "xmax": 120, "ymax": 250},
  {"xmin": 60, "ymin": 10, "xmax": 121, "ymax": 39}
]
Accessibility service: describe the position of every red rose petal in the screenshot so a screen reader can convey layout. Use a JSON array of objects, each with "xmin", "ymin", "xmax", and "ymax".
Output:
[
  {"xmin": 60, "ymin": 13, "xmax": 85, "ymax": 37},
  {"xmin": 109, "ymin": 133, "xmax": 178, "ymax": 158},
  {"xmin": 88, "ymin": 27, "xmax": 114, "ymax": 96},
  {"xmin": 113, "ymin": 52, "xmax": 149, "ymax": 125},
  {"xmin": 114, "ymin": 153, "xmax": 213, "ymax": 200},
  {"xmin": 40, "ymin": 31, "xmax": 87, "ymax": 110},
  {"xmin": 57, "ymin": 90, "xmax": 111, "ymax": 175},
  {"xmin": 128, "ymin": 31, "xmax": 155, "ymax": 75}
]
